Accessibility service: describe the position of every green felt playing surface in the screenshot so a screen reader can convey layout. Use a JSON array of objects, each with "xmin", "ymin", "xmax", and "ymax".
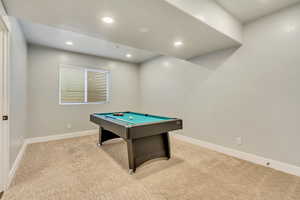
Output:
[{"xmin": 96, "ymin": 112, "xmax": 172, "ymax": 125}]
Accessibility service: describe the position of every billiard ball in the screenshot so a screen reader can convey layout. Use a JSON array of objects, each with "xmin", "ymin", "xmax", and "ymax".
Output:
[
  {"xmin": 129, "ymin": 116, "xmax": 133, "ymax": 120},
  {"xmin": 113, "ymin": 113, "xmax": 124, "ymax": 116}
]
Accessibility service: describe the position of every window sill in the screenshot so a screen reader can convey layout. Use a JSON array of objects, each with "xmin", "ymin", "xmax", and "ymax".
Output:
[{"xmin": 59, "ymin": 101, "xmax": 109, "ymax": 105}]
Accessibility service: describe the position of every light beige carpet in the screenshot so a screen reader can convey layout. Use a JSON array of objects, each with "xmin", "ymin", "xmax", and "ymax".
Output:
[{"xmin": 3, "ymin": 134, "xmax": 300, "ymax": 200}]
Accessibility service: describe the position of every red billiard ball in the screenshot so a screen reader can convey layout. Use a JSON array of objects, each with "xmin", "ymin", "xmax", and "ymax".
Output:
[{"xmin": 113, "ymin": 113, "xmax": 124, "ymax": 116}]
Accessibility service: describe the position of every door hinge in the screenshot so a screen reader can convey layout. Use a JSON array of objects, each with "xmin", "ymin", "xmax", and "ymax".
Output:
[{"xmin": 2, "ymin": 115, "xmax": 8, "ymax": 121}]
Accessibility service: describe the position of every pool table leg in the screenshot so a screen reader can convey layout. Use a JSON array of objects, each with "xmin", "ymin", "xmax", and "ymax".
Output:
[
  {"xmin": 97, "ymin": 127, "xmax": 103, "ymax": 146},
  {"xmin": 126, "ymin": 132, "xmax": 171, "ymax": 174},
  {"xmin": 164, "ymin": 132, "xmax": 171, "ymax": 159},
  {"xmin": 98, "ymin": 127, "xmax": 120, "ymax": 146},
  {"xmin": 127, "ymin": 139, "xmax": 136, "ymax": 174}
]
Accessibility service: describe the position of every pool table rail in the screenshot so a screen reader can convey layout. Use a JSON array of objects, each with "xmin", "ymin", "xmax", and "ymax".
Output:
[
  {"xmin": 90, "ymin": 113, "xmax": 182, "ymax": 139},
  {"xmin": 128, "ymin": 118, "xmax": 182, "ymax": 139},
  {"xmin": 90, "ymin": 114, "xmax": 129, "ymax": 138}
]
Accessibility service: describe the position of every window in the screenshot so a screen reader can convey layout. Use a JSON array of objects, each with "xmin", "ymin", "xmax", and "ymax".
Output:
[{"xmin": 59, "ymin": 65, "xmax": 110, "ymax": 105}]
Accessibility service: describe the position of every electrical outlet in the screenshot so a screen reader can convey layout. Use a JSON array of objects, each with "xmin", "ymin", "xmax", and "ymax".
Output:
[
  {"xmin": 235, "ymin": 137, "xmax": 242, "ymax": 145},
  {"xmin": 67, "ymin": 123, "xmax": 72, "ymax": 129}
]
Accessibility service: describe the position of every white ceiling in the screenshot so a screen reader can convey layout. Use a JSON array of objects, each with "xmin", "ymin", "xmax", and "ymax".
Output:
[
  {"xmin": 4, "ymin": 0, "xmax": 240, "ymax": 59},
  {"xmin": 216, "ymin": 0, "xmax": 300, "ymax": 23},
  {"xmin": 20, "ymin": 20, "xmax": 158, "ymax": 63}
]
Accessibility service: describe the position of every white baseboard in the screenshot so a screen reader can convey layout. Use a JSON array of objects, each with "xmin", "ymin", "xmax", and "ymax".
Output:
[
  {"xmin": 7, "ymin": 129, "xmax": 98, "ymax": 188},
  {"xmin": 25, "ymin": 129, "xmax": 98, "ymax": 144},
  {"xmin": 173, "ymin": 134, "xmax": 300, "ymax": 177},
  {"xmin": 7, "ymin": 141, "xmax": 27, "ymax": 188}
]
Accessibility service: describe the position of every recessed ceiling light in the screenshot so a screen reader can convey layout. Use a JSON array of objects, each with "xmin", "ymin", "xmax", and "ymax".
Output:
[
  {"xmin": 285, "ymin": 24, "xmax": 296, "ymax": 33},
  {"xmin": 163, "ymin": 61, "xmax": 170, "ymax": 67},
  {"xmin": 102, "ymin": 17, "xmax": 114, "ymax": 24},
  {"xmin": 126, "ymin": 53, "xmax": 132, "ymax": 58},
  {"xmin": 139, "ymin": 27, "xmax": 149, "ymax": 33},
  {"xmin": 174, "ymin": 41, "xmax": 183, "ymax": 47},
  {"xmin": 65, "ymin": 41, "xmax": 73, "ymax": 46}
]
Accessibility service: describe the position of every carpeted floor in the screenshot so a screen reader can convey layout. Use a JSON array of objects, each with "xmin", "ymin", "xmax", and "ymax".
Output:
[{"xmin": 3, "ymin": 134, "xmax": 300, "ymax": 200}]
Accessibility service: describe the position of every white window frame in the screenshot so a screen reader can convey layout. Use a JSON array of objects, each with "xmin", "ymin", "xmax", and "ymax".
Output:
[{"xmin": 59, "ymin": 64, "xmax": 110, "ymax": 105}]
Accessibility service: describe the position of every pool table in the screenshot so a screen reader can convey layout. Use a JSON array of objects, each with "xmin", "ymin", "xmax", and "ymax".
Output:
[{"xmin": 90, "ymin": 111, "xmax": 183, "ymax": 173}]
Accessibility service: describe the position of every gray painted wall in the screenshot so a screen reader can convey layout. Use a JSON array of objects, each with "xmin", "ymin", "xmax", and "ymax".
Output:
[
  {"xmin": 9, "ymin": 17, "xmax": 28, "ymax": 168},
  {"xmin": 27, "ymin": 45, "xmax": 140, "ymax": 138},
  {"xmin": 139, "ymin": 4, "xmax": 300, "ymax": 167},
  {"xmin": 0, "ymin": 1, "xmax": 5, "ymax": 15}
]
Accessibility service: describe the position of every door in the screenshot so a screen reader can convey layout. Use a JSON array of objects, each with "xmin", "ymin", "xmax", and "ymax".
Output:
[{"xmin": 0, "ymin": 15, "xmax": 9, "ymax": 192}]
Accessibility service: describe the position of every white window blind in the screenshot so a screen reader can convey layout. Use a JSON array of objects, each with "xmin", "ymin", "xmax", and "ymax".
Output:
[{"xmin": 59, "ymin": 65, "xmax": 110, "ymax": 104}]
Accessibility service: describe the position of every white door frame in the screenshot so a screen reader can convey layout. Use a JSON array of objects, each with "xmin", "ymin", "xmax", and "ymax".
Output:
[{"xmin": 0, "ymin": 15, "xmax": 10, "ymax": 191}]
